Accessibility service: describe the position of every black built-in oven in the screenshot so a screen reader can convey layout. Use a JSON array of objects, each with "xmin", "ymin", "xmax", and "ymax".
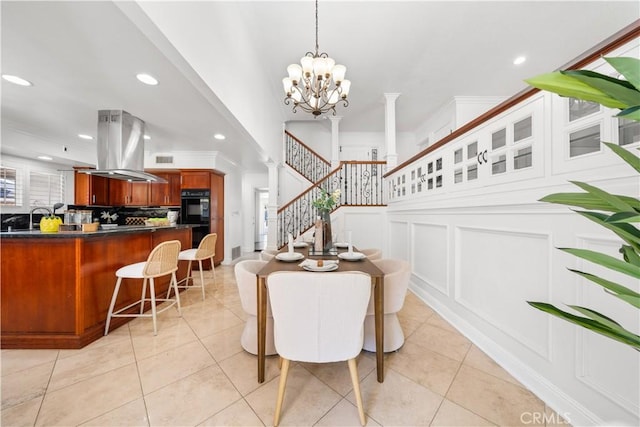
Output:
[{"xmin": 180, "ymin": 189, "xmax": 210, "ymax": 247}]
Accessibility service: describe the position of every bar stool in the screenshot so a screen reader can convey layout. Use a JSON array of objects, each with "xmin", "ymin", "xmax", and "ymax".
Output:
[
  {"xmin": 104, "ymin": 240, "xmax": 182, "ymax": 336},
  {"xmin": 170, "ymin": 233, "xmax": 217, "ymax": 300}
]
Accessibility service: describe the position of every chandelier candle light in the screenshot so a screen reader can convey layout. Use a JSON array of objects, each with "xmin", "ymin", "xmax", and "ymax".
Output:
[{"xmin": 282, "ymin": 0, "xmax": 351, "ymax": 117}]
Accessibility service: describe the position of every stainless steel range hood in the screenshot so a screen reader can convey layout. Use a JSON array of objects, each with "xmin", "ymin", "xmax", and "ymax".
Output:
[{"xmin": 79, "ymin": 110, "xmax": 166, "ymax": 183}]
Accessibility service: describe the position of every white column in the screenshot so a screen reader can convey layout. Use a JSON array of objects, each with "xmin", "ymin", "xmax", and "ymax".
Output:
[
  {"xmin": 329, "ymin": 116, "xmax": 342, "ymax": 169},
  {"xmin": 384, "ymin": 93, "xmax": 401, "ymax": 168},
  {"xmin": 266, "ymin": 161, "xmax": 279, "ymax": 251}
]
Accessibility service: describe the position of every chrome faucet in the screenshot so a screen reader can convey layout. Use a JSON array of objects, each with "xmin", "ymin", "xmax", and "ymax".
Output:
[{"xmin": 29, "ymin": 207, "xmax": 52, "ymax": 230}]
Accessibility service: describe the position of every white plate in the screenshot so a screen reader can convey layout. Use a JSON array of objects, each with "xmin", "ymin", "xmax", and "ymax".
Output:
[
  {"xmin": 302, "ymin": 263, "xmax": 339, "ymax": 272},
  {"xmin": 276, "ymin": 252, "xmax": 304, "ymax": 262},
  {"xmin": 293, "ymin": 242, "xmax": 308, "ymax": 248},
  {"xmin": 338, "ymin": 252, "xmax": 366, "ymax": 261},
  {"xmin": 334, "ymin": 242, "xmax": 349, "ymax": 248}
]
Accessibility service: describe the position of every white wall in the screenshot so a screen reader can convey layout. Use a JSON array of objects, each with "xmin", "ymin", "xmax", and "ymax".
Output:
[
  {"xmin": 241, "ymin": 170, "xmax": 269, "ymax": 254},
  {"xmin": 285, "ymin": 121, "xmax": 332, "ymax": 161},
  {"xmin": 278, "ymin": 165, "xmax": 309, "ymax": 207},
  {"xmin": 385, "ymin": 39, "xmax": 640, "ymax": 425},
  {"xmin": 0, "ymin": 154, "xmax": 75, "ymax": 214}
]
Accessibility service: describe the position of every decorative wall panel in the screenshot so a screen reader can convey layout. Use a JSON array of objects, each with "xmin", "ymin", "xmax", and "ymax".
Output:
[
  {"xmin": 576, "ymin": 236, "xmax": 640, "ymax": 414},
  {"xmin": 456, "ymin": 225, "xmax": 552, "ymax": 358},
  {"xmin": 388, "ymin": 220, "xmax": 409, "ymax": 261},
  {"xmin": 412, "ymin": 222, "xmax": 449, "ymax": 295}
]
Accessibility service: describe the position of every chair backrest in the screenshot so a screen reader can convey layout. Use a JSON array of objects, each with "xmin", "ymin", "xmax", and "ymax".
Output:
[
  {"xmin": 360, "ymin": 248, "xmax": 382, "ymax": 261},
  {"xmin": 195, "ymin": 233, "xmax": 217, "ymax": 260},
  {"xmin": 368, "ymin": 259, "xmax": 411, "ymax": 314},
  {"xmin": 143, "ymin": 240, "xmax": 181, "ymax": 278},
  {"xmin": 261, "ymin": 249, "xmax": 278, "ymax": 261},
  {"xmin": 267, "ymin": 271, "xmax": 371, "ymax": 363},
  {"xmin": 234, "ymin": 260, "xmax": 269, "ymax": 316}
]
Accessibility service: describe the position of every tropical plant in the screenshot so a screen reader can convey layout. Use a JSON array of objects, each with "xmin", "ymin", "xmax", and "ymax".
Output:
[{"xmin": 525, "ymin": 56, "xmax": 640, "ymax": 351}]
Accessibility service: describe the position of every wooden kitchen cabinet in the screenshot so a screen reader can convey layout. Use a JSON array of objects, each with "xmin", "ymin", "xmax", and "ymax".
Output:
[
  {"xmin": 109, "ymin": 180, "xmax": 149, "ymax": 206},
  {"xmin": 181, "ymin": 170, "xmax": 210, "ymax": 189},
  {"xmin": 74, "ymin": 170, "xmax": 110, "ymax": 205},
  {"xmin": 210, "ymin": 172, "xmax": 225, "ymax": 265},
  {"xmin": 148, "ymin": 171, "xmax": 181, "ymax": 206}
]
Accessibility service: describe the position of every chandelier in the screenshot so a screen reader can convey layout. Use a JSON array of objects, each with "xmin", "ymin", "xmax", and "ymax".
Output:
[{"xmin": 282, "ymin": 0, "xmax": 350, "ymax": 117}]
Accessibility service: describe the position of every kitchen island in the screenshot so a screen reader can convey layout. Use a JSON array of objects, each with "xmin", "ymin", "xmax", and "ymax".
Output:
[{"xmin": 1, "ymin": 225, "xmax": 193, "ymax": 349}]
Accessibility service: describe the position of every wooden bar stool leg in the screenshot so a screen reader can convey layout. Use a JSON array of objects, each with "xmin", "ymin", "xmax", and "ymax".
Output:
[
  {"xmin": 172, "ymin": 272, "xmax": 182, "ymax": 316},
  {"xmin": 186, "ymin": 262, "xmax": 193, "ymax": 287},
  {"xmin": 140, "ymin": 278, "xmax": 148, "ymax": 314},
  {"xmin": 149, "ymin": 277, "xmax": 158, "ymax": 336},
  {"xmin": 198, "ymin": 260, "xmax": 206, "ymax": 300},
  {"xmin": 104, "ymin": 277, "xmax": 123, "ymax": 336}
]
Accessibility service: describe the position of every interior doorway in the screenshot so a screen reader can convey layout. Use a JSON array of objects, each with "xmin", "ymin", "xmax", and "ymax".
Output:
[{"xmin": 255, "ymin": 189, "xmax": 269, "ymax": 251}]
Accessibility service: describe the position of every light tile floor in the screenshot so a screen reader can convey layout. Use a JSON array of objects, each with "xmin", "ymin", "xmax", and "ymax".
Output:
[{"xmin": 1, "ymin": 260, "xmax": 566, "ymax": 426}]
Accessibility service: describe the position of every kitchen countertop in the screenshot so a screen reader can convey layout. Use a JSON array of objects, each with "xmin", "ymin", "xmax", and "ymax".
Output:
[{"xmin": 0, "ymin": 224, "xmax": 196, "ymax": 238}]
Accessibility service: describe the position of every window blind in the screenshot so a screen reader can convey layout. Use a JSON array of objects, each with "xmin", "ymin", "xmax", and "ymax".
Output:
[
  {"xmin": 29, "ymin": 171, "xmax": 64, "ymax": 208},
  {"xmin": 0, "ymin": 166, "xmax": 22, "ymax": 207}
]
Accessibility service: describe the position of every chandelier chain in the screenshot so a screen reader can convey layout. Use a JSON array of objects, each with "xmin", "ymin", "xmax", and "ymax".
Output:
[
  {"xmin": 282, "ymin": 0, "xmax": 350, "ymax": 117},
  {"xmin": 314, "ymin": 0, "xmax": 319, "ymax": 56}
]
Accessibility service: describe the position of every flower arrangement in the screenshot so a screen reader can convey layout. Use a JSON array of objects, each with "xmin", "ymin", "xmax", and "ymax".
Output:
[{"xmin": 312, "ymin": 188, "xmax": 341, "ymax": 212}]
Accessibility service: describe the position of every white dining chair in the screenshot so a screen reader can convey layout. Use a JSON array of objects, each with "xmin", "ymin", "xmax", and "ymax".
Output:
[
  {"xmin": 363, "ymin": 259, "xmax": 411, "ymax": 352},
  {"xmin": 105, "ymin": 240, "xmax": 182, "ymax": 336},
  {"xmin": 267, "ymin": 271, "xmax": 371, "ymax": 426},
  {"xmin": 260, "ymin": 249, "xmax": 278, "ymax": 261},
  {"xmin": 234, "ymin": 260, "xmax": 277, "ymax": 355},
  {"xmin": 360, "ymin": 248, "xmax": 382, "ymax": 261}
]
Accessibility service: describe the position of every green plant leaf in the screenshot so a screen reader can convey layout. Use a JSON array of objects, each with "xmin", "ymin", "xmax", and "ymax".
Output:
[
  {"xmin": 575, "ymin": 211, "xmax": 640, "ymax": 249},
  {"xmin": 616, "ymin": 105, "xmax": 640, "ymax": 122},
  {"xmin": 561, "ymin": 248, "xmax": 640, "ymax": 279},
  {"xmin": 540, "ymin": 192, "xmax": 640, "ymax": 212},
  {"xmin": 603, "ymin": 142, "xmax": 640, "ymax": 174},
  {"xmin": 570, "ymin": 181, "xmax": 635, "ymax": 212},
  {"xmin": 527, "ymin": 302, "xmax": 640, "ymax": 350},
  {"xmin": 525, "ymin": 72, "xmax": 627, "ymax": 109},
  {"xmin": 606, "ymin": 57, "xmax": 640, "ymax": 92},
  {"xmin": 614, "ymin": 293, "xmax": 640, "ymax": 309},
  {"xmin": 562, "ymin": 70, "xmax": 640, "ymax": 107},
  {"xmin": 567, "ymin": 305, "xmax": 623, "ymax": 329},
  {"xmin": 569, "ymin": 268, "xmax": 640, "ymax": 298},
  {"xmin": 606, "ymin": 211, "xmax": 640, "ymax": 223},
  {"xmin": 620, "ymin": 245, "xmax": 640, "ymax": 267}
]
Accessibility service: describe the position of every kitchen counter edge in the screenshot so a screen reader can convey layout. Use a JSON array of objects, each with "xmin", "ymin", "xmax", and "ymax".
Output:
[{"xmin": 0, "ymin": 224, "xmax": 197, "ymax": 239}]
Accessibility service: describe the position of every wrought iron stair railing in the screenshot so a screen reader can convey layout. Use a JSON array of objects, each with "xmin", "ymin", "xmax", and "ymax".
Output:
[
  {"xmin": 277, "ymin": 160, "xmax": 386, "ymax": 248},
  {"xmin": 285, "ymin": 130, "xmax": 331, "ymax": 183}
]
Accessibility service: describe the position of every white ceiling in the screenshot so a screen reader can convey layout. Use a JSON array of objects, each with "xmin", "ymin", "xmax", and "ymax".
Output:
[{"xmin": 1, "ymin": 1, "xmax": 637, "ymax": 171}]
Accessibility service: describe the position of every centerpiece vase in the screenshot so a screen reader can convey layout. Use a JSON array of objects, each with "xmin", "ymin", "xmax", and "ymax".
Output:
[{"xmin": 320, "ymin": 210, "xmax": 332, "ymax": 251}]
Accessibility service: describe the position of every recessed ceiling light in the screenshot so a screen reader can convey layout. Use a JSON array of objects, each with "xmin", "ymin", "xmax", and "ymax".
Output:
[
  {"xmin": 214, "ymin": 133, "xmax": 226, "ymax": 140},
  {"xmin": 513, "ymin": 56, "xmax": 527, "ymax": 65},
  {"xmin": 2, "ymin": 74, "xmax": 33, "ymax": 86},
  {"xmin": 144, "ymin": 134, "xmax": 151, "ymax": 140},
  {"xmin": 136, "ymin": 73, "xmax": 159, "ymax": 85},
  {"xmin": 78, "ymin": 134, "xmax": 93, "ymax": 140},
  {"xmin": 37, "ymin": 155, "xmax": 53, "ymax": 161}
]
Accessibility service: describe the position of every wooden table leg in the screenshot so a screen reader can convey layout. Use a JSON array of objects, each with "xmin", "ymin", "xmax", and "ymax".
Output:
[
  {"xmin": 257, "ymin": 275, "xmax": 267, "ymax": 383},
  {"xmin": 375, "ymin": 275, "xmax": 384, "ymax": 382}
]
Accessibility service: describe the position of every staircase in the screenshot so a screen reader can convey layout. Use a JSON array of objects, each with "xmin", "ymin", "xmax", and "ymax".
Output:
[{"xmin": 278, "ymin": 131, "xmax": 386, "ymax": 247}]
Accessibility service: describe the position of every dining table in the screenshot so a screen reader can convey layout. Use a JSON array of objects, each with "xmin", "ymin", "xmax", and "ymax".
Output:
[{"xmin": 255, "ymin": 244, "xmax": 386, "ymax": 383}]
